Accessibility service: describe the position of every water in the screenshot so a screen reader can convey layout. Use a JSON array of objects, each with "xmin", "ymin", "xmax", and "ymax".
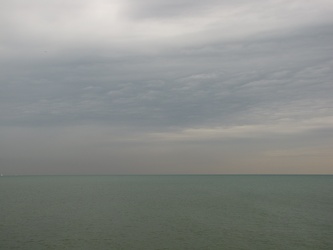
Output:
[{"xmin": 1, "ymin": 175, "xmax": 332, "ymax": 249}]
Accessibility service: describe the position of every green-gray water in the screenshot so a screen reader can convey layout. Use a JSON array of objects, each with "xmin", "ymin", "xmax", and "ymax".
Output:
[{"xmin": 1, "ymin": 175, "xmax": 332, "ymax": 249}]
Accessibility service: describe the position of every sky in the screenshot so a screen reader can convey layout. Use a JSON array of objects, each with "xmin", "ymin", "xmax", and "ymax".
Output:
[{"xmin": 1, "ymin": 0, "xmax": 333, "ymax": 175}]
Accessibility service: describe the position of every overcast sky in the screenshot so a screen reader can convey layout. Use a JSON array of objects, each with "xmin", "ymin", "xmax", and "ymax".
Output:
[{"xmin": 1, "ymin": 0, "xmax": 332, "ymax": 175}]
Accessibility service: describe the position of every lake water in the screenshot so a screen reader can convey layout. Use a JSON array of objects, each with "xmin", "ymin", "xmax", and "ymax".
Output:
[{"xmin": 1, "ymin": 175, "xmax": 332, "ymax": 249}]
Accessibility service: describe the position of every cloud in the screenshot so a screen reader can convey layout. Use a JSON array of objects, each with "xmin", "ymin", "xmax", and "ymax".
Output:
[
  {"xmin": 1, "ymin": 0, "xmax": 332, "ymax": 174},
  {"xmin": 146, "ymin": 116, "xmax": 333, "ymax": 142},
  {"xmin": 1, "ymin": 0, "xmax": 333, "ymax": 55}
]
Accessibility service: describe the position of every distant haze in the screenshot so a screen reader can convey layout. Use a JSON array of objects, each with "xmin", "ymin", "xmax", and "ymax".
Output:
[{"xmin": 1, "ymin": 0, "xmax": 332, "ymax": 174}]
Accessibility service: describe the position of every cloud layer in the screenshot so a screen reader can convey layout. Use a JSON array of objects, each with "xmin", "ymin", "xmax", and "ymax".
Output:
[{"xmin": 1, "ymin": 0, "xmax": 333, "ymax": 174}]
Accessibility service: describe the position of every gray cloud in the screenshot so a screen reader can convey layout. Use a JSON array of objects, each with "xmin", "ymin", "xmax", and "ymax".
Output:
[{"xmin": 1, "ymin": 0, "xmax": 332, "ymax": 174}]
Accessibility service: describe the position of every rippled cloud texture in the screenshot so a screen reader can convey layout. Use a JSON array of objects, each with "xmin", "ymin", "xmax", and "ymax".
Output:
[{"xmin": 1, "ymin": 0, "xmax": 332, "ymax": 174}]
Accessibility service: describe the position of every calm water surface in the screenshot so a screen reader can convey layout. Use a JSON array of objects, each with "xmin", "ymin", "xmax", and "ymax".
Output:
[{"xmin": 1, "ymin": 175, "xmax": 332, "ymax": 249}]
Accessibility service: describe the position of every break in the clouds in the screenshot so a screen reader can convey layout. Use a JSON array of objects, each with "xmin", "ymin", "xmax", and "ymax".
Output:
[{"xmin": 1, "ymin": 0, "xmax": 332, "ymax": 174}]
